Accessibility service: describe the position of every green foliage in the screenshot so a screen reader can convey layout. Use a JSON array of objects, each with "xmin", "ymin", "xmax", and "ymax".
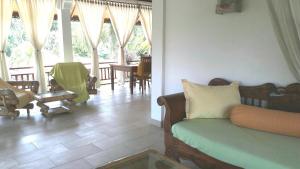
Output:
[
  {"xmin": 72, "ymin": 22, "xmax": 150, "ymax": 62},
  {"xmin": 5, "ymin": 18, "xmax": 151, "ymax": 68},
  {"xmin": 5, "ymin": 18, "xmax": 35, "ymax": 67},
  {"xmin": 136, "ymin": 40, "xmax": 150, "ymax": 56},
  {"xmin": 5, "ymin": 18, "xmax": 27, "ymax": 58},
  {"xmin": 5, "ymin": 18, "xmax": 62, "ymax": 67},
  {"xmin": 71, "ymin": 22, "xmax": 91, "ymax": 59},
  {"xmin": 43, "ymin": 21, "xmax": 59, "ymax": 55},
  {"xmin": 72, "ymin": 37, "xmax": 90, "ymax": 57},
  {"xmin": 126, "ymin": 25, "xmax": 150, "ymax": 59},
  {"xmin": 98, "ymin": 23, "xmax": 119, "ymax": 60}
]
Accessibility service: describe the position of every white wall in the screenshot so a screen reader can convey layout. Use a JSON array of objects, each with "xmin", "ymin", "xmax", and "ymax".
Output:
[
  {"xmin": 151, "ymin": 0, "xmax": 297, "ymax": 122},
  {"xmin": 164, "ymin": 0, "xmax": 296, "ymax": 94},
  {"xmin": 150, "ymin": 0, "xmax": 165, "ymax": 122}
]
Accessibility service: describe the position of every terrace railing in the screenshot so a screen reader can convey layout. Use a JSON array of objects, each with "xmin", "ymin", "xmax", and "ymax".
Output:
[{"xmin": 9, "ymin": 61, "xmax": 138, "ymax": 85}]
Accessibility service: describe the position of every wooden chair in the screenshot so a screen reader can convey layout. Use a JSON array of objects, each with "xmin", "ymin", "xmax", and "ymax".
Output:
[
  {"xmin": 0, "ymin": 80, "xmax": 39, "ymax": 119},
  {"xmin": 134, "ymin": 56, "xmax": 151, "ymax": 94}
]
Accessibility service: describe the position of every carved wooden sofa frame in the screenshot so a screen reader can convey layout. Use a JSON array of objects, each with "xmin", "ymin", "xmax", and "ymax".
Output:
[
  {"xmin": 0, "ymin": 81, "xmax": 39, "ymax": 119},
  {"xmin": 49, "ymin": 76, "xmax": 97, "ymax": 94},
  {"xmin": 157, "ymin": 78, "xmax": 300, "ymax": 169}
]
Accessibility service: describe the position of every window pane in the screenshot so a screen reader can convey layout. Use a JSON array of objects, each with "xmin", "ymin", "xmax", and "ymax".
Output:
[
  {"xmin": 71, "ymin": 21, "xmax": 91, "ymax": 64},
  {"xmin": 5, "ymin": 18, "xmax": 61, "ymax": 81},
  {"xmin": 98, "ymin": 23, "xmax": 119, "ymax": 62},
  {"xmin": 5, "ymin": 18, "xmax": 34, "ymax": 68},
  {"xmin": 5, "ymin": 18, "xmax": 34, "ymax": 80},
  {"xmin": 71, "ymin": 22, "xmax": 149, "ymax": 65},
  {"xmin": 43, "ymin": 20, "xmax": 62, "ymax": 66},
  {"xmin": 126, "ymin": 25, "xmax": 150, "ymax": 62}
]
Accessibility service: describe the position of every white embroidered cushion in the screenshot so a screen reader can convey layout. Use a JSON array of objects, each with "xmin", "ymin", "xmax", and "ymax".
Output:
[{"xmin": 182, "ymin": 79, "xmax": 241, "ymax": 119}]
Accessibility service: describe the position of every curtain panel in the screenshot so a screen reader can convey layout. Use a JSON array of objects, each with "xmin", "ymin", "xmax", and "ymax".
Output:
[
  {"xmin": 16, "ymin": 0, "xmax": 57, "ymax": 92},
  {"xmin": 0, "ymin": 0, "xmax": 13, "ymax": 81},
  {"xmin": 108, "ymin": 2, "xmax": 139, "ymax": 65},
  {"xmin": 267, "ymin": 0, "xmax": 300, "ymax": 81},
  {"xmin": 76, "ymin": 0, "xmax": 106, "ymax": 87},
  {"xmin": 140, "ymin": 6, "xmax": 152, "ymax": 47}
]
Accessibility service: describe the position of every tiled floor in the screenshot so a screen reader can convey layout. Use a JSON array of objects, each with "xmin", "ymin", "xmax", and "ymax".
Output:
[{"xmin": 0, "ymin": 85, "xmax": 199, "ymax": 169}]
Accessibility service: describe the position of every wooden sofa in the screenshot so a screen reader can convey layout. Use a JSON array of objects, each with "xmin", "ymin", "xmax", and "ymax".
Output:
[
  {"xmin": 157, "ymin": 78, "xmax": 300, "ymax": 169},
  {"xmin": 49, "ymin": 62, "xmax": 98, "ymax": 95},
  {"xmin": 49, "ymin": 76, "xmax": 97, "ymax": 95},
  {"xmin": 0, "ymin": 81, "xmax": 39, "ymax": 119}
]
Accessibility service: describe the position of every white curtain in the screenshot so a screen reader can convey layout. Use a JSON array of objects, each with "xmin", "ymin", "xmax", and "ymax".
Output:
[
  {"xmin": 267, "ymin": 0, "xmax": 300, "ymax": 81},
  {"xmin": 108, "ymin": 2, "xmax": 139, "ymax": 65},
  {"xmin": 16, "ymin": 0, "xmax": 57, "ymax": 92},
  {"xmin": 0, "ymin": 0, "xmax": 13, "ymax": 81},
  {"xmin": 140, "ymin": 6, "xmax": 152, "ymax": 47},
  {"xmin": 76, "ymin": 0, "xmax": 106, "ymax": 87}
]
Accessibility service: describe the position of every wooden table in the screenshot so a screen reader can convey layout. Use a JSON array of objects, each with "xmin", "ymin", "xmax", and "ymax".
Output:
[
  {"xmin": 110, "ymin": 64, "xmax": 138, "ymax": 94},
  {"xmin": 34, "ymin": 90, "xmax": 77, "ymax": 117}
]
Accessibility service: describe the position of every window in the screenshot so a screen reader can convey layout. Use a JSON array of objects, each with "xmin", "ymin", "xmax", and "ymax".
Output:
[
  {"xmin": 71, "ymin": 21, "xmax": 91, "ymax": 64},
  {"xmin": 5, "ymin": 17, "xmax": 61, "ymax": 79},
  {"xmin": 72, "ymin": 21, "xmax": 150, "ymax": 64},
  {"xmin": 5, "ymin": 18, "xmax": 34, "ymax": 69},
  {"xmin": 125, "ymin": 25, "xmax": 150, "ymax": 62},
  {"xmin": 72, "ymin": 21, "xmax": 119, "ymax": 63},
  {"xmin": 43, "ymin": 20, "xmax": 62, "ymax": 66},
  {"xmin": 98, "ymin": 23, "xmax": 119, "ymax": 62}
]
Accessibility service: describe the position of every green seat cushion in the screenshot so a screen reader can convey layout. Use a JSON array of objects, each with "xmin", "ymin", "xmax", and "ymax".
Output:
[{"xmin": 172, "ymin": 119, "xmax": 300, "ymax": 169}]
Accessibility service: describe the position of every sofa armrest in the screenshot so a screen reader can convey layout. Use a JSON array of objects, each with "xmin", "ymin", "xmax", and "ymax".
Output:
[
  {"xmin": 7, "ymin": 81, "xmax": 39, "ymax": 94},
  {"xmin": 50, "ymin": 77, "xmax": 98, "ymax": 94},
  {"xmin": 157, "ymin": 92, "xmax": 186, "ymax": 133},
  {"xmin": 87, "ymin": 76, "xmax": 97, "ymax": 95},
  {"xmin": 49, "ymin": 79, "xmax": 64, "ymax": 92},
  {"xmin": 0, "ymin": 89, "xmax": 19, "ymax": 106},
  {"xmin": 87, "ymin": 76, "xmax": 97, "ymax": 90}
]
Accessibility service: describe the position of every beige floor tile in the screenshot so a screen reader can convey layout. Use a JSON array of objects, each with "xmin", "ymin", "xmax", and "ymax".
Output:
[
  {"xmin": 0, "ymin": 143, "xmax": 37, "ymax": 159},
  {"xmin": 62, "ymin": 133, "xmax": 108, "ymax": 149},
  {"xmin": 15, "ymin": 158, "xmax": 55, "ymax": 169},
  {"xmin": 49, "ymin": 144, "xmax": 102, "ymax": 165},
  {"xmin": 84, "ymin": 150, "xmax": 116, "ymax": 167},
  {"xmin": 32, "ymin": 133, "xmax": 81, "ymax": 149},
  {"xmin": 0, "ymin": 158, "xmax": 18, "ymax": 169},
  {"xmin": 14, "ymin": 144, "xmax": 68, "ymax": 164},
  {"xmin": 0, "ymin": 85, "xmax": 198, "ymax": 169},
  {"xmin": 51, "ymin": 159, "xmax": 93, "ymax": 169}
]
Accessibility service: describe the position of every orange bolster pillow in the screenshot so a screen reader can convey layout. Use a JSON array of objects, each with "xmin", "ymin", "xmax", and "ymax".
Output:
[{"xmin": 230, "ymin": 105, "xmax": 300, "ymax": 138}]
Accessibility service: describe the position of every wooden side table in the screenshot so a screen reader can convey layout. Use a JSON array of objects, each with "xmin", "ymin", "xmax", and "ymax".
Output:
[{"xmin": 34, "ymin": 90, "xmax": 77, "ymax": 117}]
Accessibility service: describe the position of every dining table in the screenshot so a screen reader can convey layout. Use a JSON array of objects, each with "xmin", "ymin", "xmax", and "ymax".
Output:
[{"xmin": 110, "ymin": 64, "xmax": 138, "ymax": 94}]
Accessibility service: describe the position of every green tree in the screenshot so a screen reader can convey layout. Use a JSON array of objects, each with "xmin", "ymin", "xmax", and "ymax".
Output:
[
  {"xmin": 98, "ymin": 23, "xmax": 119, "ymax": 61},
  {"xmin": 71, "ymin": 21, "xmax": 91, "ymax": 60},
  {"xmin": 126, "ymin": 25, "xmax": 150, "ymax": 60},
  {"xmin": 5, "ymin": 18, "xmax": 27, "ymax": 57},
  {"xmin": 44, "ymin": 21, "xmax": 59, "ymax": 55},
  {"xmin": 5, "ymin": 18, "xmax": 61, "ymax": 68}
]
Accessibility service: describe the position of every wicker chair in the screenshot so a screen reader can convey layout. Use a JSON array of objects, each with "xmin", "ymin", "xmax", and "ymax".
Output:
[
  {"xmin": 0, "ymin": 81, "xmax": 39, "ymax": 119},
  {"xmin": 134, "ymin": 56, "xmax": 151, "ymax": 94}
]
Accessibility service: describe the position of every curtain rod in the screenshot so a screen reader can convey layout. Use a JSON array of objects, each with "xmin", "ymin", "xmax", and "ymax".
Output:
[{"xmin": 76, "ymin": 0, "xmax": 152, "ymax": 7}]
